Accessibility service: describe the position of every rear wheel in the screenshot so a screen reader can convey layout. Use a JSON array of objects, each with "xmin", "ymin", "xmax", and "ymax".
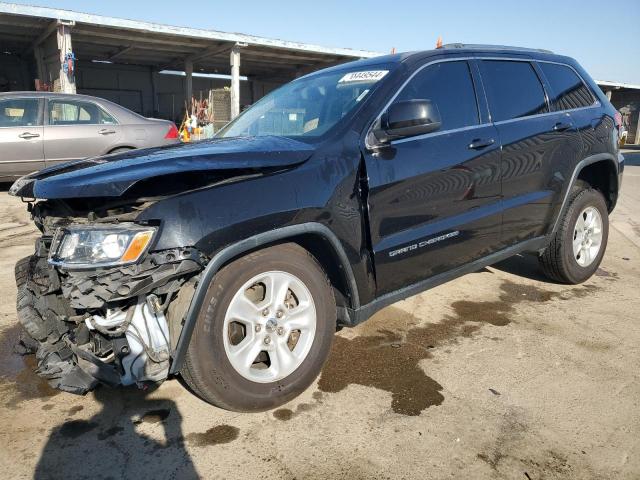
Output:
[
  {"xmin": 181, "ymin": 243, "xmax": 336, "ymax": 411},
  {"xmin": 108, "ymin": 147, "xmax": 134, "ymax": 154},
  {"xmin": 539, "ymin": 187, "xmax": 609, "ymax": 284}
]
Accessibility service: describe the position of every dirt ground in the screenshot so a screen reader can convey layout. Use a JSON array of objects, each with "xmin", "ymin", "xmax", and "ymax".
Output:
[{"xmin": 1, "ymin": 155, "xmax": 639, "ymax": 480}]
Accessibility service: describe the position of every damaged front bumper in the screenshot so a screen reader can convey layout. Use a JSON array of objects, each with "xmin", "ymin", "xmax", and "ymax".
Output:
[{"xmin": 16, "ymin": 235, "xmax": 205, "ymax": 394}]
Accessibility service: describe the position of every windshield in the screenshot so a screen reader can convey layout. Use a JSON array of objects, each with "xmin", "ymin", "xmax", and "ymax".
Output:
[{"xmin": 217, "ymin": 65, "xmax": 393, "ymax": 139}]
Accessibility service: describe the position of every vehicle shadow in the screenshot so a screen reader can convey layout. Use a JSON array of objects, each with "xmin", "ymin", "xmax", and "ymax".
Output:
[
  {"xmin": 0, "ymin": 182, "xmax": 13, "ymax": 192},
  {"xmin": 490, "ymin": 252, "xmax": 556, "ymax": 283},
  {"xmin": 34, "ymin": 385, "xmax": 199, "ymax": 480}
]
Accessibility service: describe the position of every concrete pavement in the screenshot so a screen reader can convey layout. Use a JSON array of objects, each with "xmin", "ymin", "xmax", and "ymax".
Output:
[{"xmin": 0, "ymin": 164, "xmax": 639, "ymax": 479}]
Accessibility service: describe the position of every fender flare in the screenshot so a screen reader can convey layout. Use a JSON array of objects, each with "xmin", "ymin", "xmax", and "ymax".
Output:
[
  {"xmin": 169, "ymin": 222, "xmax": 359, "ymax": 373},
  {"xmin": 550, "ymin": 152, "xmax": 620, "ymax": 235}
]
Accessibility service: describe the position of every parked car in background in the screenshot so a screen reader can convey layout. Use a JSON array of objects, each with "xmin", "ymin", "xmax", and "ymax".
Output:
[{"xmin": 0, "ymin": 92, "xmax": 179, "ymax": 181}]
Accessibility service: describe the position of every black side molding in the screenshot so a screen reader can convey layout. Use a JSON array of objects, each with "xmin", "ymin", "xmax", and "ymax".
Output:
[
  {"xmin": 169, "ymin": 222, "xmax": 359, "ymax": 374},
  {"xmin": 340, "ymin": 235, "xmax": 549, "ymax": 327}
]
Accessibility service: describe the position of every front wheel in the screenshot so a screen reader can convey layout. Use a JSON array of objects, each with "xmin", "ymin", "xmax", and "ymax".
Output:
[
  {"xmin": 539, "ymin": 187, "xmax": 609, "ymax": 284},
  {"xmin": 181, "ymin": 243, "xmax": 336, "ymax": 411}
]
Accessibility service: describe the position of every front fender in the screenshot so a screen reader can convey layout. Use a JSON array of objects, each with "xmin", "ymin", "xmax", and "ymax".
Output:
[{"xmin": 168, "ymin": 222, "xmax": 359, "ymax": 374}]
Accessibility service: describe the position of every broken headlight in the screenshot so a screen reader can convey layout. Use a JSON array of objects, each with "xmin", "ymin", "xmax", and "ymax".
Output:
[{"xmin": 49, "ymin": 224, "xmax": 156, "ymax": 268}]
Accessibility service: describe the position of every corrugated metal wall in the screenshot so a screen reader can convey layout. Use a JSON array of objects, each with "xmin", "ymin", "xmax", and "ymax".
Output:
[
  {"xmin": 0, "ymin": 53, "xmax": 33, "ymax": 91},
  {"xmin": 75, "ymin": 62, "xmax": 250, "ymax": 122}
]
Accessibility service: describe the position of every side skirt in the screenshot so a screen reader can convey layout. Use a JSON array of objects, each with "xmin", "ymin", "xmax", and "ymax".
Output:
[{"xmin": 340, "ymin": 235, "xmax": 549, "ymax": 327}]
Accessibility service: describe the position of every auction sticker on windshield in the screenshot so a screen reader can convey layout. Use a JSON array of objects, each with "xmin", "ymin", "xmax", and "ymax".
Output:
[{"xmin": 338, "ymin": 70, "xmax": 389, "ymax": 83}]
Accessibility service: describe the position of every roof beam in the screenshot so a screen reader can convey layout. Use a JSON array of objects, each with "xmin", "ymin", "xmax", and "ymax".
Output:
[
  {"xmin": 190, "ymin": 44, "xmax": 230, "ymax": 63},
  {"xmin": 72, "ymin": 34, "xmax": 201, "ymax": 54},
  {"xmin": 240, "ymin": 55, "xmax": 317, "ymax": 67},
  {"xmin": 106, "ymin": 45, "xmax": 134, "ymax": 61},
  {"xmin": 157, "ymin": 43, "xmax": 231, "ymax": 71},
  {"xmin": 241, "ymin": 48, "xmax": 338, "ymax": 63},
  {"xmin": 0, "ymin": 17, "xmax": 43, "ymax": 28},
  {"xmin": 21, "ymin": 19, "xmax": 57, "ymax": 54},
  {"xmin": 72, "ymin": 27, "xmax": 209, "ymax": 49}
]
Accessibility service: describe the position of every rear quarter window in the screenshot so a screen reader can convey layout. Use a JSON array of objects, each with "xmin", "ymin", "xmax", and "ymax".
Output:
[
  {"xmin": 48, "ymin": 100, "xmax": 116, "ymax": 125},
  {"xmin": 538, "ymin": 62, "xmax": 595, "ymax": 111},
  {"xmin": 480, "ymin": 60, "xmax": 548, "ymax": 122}
]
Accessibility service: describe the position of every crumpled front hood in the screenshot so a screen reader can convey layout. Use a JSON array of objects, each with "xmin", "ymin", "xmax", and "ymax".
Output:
[{"xmin": 10, "ymin": 136, "xmax": 315, "ymax": 199}]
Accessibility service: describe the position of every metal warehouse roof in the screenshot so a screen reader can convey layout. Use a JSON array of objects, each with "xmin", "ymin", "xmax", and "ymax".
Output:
[
  {"xmin": 597, "ymin": 80, "xmax": 640, "ymax": 91},
  {"xmin": 0, "ymin": 2, "xmax": 382, "ymax": 78}
]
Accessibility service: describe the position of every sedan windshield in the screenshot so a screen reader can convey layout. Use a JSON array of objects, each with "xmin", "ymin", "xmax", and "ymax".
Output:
[{"xmin": 217, "ymin": 65, "xmax": 393, "ymax": 139}]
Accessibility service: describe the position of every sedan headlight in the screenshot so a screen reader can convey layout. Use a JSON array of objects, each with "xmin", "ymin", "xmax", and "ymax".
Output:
[{"xmin": 49, "ymin": 224, "xmax": 156, "ymax": 268}]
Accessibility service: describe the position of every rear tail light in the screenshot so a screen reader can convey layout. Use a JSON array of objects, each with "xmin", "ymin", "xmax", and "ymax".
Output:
[
  {"xmin": 164, "ymin": 123, "xmax": 179, "ymax": 139},
  {"xmin": 614, "ymin": 111, "xmax": 622, "ymax": 129}
]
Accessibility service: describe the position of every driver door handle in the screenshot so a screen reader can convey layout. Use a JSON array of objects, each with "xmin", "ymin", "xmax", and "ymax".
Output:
[
  {"xmin": 468, "ymin": 138, "xmax": 495, "ymax": 150},
  {"xmin": 99, "ymin": 129, "xmax": 116, "ymax": 135},
  {"xmin": 18, "ymin": 132, "xmax": 40, "ymax": 139},
  {"xmin": 553, "ymin": 121, "xmax": 573, "ymax": 132}
]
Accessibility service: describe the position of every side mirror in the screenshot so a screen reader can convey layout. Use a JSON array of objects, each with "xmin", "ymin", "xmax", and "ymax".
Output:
[{"xmin": 375, "ymin": 99, "xmax": 442, "ymax": 143}]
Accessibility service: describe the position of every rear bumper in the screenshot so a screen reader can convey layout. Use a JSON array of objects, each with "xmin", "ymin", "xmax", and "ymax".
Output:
[{"xmin": 618, "ymin": 151, "xmax": 625, "ymax": 192}]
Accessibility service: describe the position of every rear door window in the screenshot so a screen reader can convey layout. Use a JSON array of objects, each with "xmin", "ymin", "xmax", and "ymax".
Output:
[
  {"xmin": 48, "ymin": 100, "xmax": 117, "ymax": 125},
  {"xmin": 0, "ymin": 98, "xmax": 41, "ymax": 127},
  {"xmin": 480, "ymin": 60, "xmax": 548, "ymax": 122},
  {"xmin": 394, "ymin": 60, "xmax": 479, "ymax": 131},
  {"xmin": 538, "ymin": 62, "xmax": 595, "ymax": 111}
]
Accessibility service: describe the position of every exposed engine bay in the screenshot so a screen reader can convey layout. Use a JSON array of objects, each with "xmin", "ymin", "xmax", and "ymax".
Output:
[{"xmin": 15, "ymin": 199, "xmax": 206, "ymax": 394}]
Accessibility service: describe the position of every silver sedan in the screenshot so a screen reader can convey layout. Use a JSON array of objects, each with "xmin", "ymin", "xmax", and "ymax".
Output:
[{"xmin": 0, "ymin": 92, "xmax": 179, "ymax": 181}]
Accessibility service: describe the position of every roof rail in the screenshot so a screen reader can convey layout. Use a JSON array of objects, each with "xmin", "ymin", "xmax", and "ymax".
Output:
[{"xmin": 439, "ymin": 43, "xmax": 554, "ymax": 54}]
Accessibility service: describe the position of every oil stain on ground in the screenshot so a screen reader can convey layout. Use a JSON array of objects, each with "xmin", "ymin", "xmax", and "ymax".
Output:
[
  {"xmin": 186, "ymin": 425, "xmax": 239, "ymax": 447},
  {"xmin": 595, "ymin": 267, "xmax": 618, "ymax": 279},
  {"xmin": 0, "ymin": 324, "xmax": 59, "ymax": 407},
  {"xmin": 318, "ymin": 279, "xmax": 599, "ymax": 416},
  {"xmin": 273, "ymin": 408, "xmax": 295, "ymax": 421},
  {"xmin": 273, "ymin": 394, "xmax": 324, "ymax": 421},
  {"xmin": 67, "ymin": 405, "xmax": 84, "ymax": 416},
  {"xmin": 134, "ymin": 409, "xmax": 171, "ymax": 424}
]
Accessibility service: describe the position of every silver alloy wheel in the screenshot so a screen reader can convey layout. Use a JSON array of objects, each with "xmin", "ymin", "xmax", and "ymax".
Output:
[
  {"xmin": 222, "ymin": 271, "xmax": 317, "ymax": 383},
  {"xmin": 572, "ymin": 206, "xmax": 603, "ymax": 267}
]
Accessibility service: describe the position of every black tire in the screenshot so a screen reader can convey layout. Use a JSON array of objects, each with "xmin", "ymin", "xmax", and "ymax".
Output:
[
  {"xmin": 108, "ymin": 147, "xmax": 134, "ymax": 154},
  {"xmin": 181, "ymin": 243, "xmax": 336, "ymax": 411},
  {"xmin": 14, "ymin": 256, "xmax": 39, "ymax": 353},
  {"xmin": 539, "ymin": 187, "xmax": 609, "ymax": 284},
  {"xmin": 15, "ymin": 255, "xmax": 31, "ymax": 288}
]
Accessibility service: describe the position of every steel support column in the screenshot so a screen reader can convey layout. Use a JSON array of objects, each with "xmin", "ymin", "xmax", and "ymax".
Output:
[
  {"xmin": 33, "ymin": 45, "xmax": 45, "ymax": 82},
  {"xmin": 56, "ymin": 20, "xmax": 76, "ymax": 93},
  {"xmin": 184, "ymin": 59, "xmax": 193, "ymax": 110},
  {"xmin": 230, "ymin": 45, "xmax": 241, "ymax": 119}
]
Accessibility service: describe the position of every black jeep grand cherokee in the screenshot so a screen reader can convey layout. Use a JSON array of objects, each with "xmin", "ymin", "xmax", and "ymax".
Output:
[{"xmin": 11, "ymin": 45, "xmax": 624, "ymax": 411}]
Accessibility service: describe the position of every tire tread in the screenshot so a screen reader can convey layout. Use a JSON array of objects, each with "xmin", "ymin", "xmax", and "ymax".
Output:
[{"xmin": 539, "ymin": 187, "xmax": 607, "ymax": 284}]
